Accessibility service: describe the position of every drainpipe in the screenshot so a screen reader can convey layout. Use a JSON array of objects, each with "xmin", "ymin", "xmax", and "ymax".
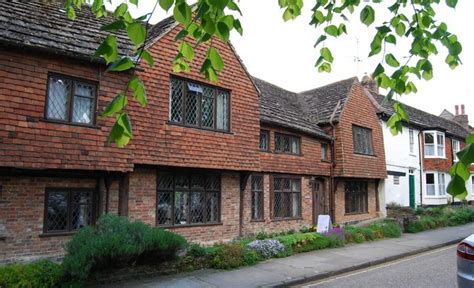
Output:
[
  {"xmin": 328, "ymin": 100, "xmax": 341, "ymax": 222},
  {"xmin": 418, "ymin": 130, "xmax": 423, "ymax": 207}
]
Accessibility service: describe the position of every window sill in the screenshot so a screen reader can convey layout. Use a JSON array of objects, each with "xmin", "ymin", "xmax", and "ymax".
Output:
[
  {"xmin": 353, "ymin": 152, "xmax": 377, "ymax": 157},
  {"xmin": 424, "ymin": 196, "xmax": 447, "ymax": 199},
  {"xmin": 166, "ymin": 121, "xmax": 233, "ymax": 135},
  {"xmin": 39, "ymin": 231, "xmax": 75, "ymax": 238},
  {"xmin": 321, "ymin": 159, "xmax": 331, "ymax": 163},
  {"xmin": 274, "ymin": 152, "xmax": 303, "ymax": 156},
  {"xmin": 250, "ymin": 219, "xmax": 265, "ymax": 223},
  {"xmin": 423, "ymin": 156, "xmax": 447, "ymax": 159},
  {"xmin": 259, "ymin": 150, "xmax": 271, "ymax": 153},
  {"xmin": 272, "ymin": 217, "xmax": 303, "ymax": 222},
  {"xmin": 344, "ymin": 212, "xmax": 369, "ymax": 216},
  {"xmin": 158, "ymin": 222, "xmax": 223, "ymax": 229},
  {"xmin": 409, "ymin": 153, "xmax": 417, "ymax": 157},
  {"xmin": 40, "ymin": 119, "xmax": 99, "ymax": 129}
]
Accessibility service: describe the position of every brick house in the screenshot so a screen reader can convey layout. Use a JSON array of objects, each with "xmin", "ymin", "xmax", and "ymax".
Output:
[
  {"xmin": 363, "ymin": 78, "xmax": 472, "ymax": 207},
  {"xmin": 0, "ymin": 1, "xmax": 386, "ymax": 263}
]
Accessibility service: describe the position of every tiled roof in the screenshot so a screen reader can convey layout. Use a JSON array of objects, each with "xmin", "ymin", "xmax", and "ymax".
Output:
[
  {"xmin": 253, "ymin": 78, "xmax": 332, "ymax": 140},
  {"xmin": 0, "ymin": 0, "xmax": 174, "ymax": 62},
  {"xmin": 300, "ymin": 77, "xmax": 357, "ymax": 124},
  {"xmin": 372, "ymin": 93, "xmax": 469, "ymax": 139}
]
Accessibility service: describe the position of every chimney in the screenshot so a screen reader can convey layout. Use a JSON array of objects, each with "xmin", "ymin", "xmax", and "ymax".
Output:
[
  {"xmin": 453, "ymin": 104, "xmax": 469, "ymax": 130},
  {"xmin": 455, "ymin": 105, "xmax": 459, "ymax": 115},
  {"xmin": 361, "ymin": 74, "xmax": 379, "ymax": 94}
]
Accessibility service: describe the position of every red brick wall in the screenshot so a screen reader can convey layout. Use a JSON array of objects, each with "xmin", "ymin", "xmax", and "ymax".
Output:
[
  {"xmin": 334, "ymin": 178, "xmax": 379, "ymax": 224},
  {"xmin": 332, "ymin": 81, "xmax": 387, "ymax": 179},
  {"xmin": 259, "ymin": 124, "xmax": 332, "ymax": 176},
  {"xmin": 423, "ymin": 136, "xmax": 454, "ymax": 172},
  {"xmin": 0, "ymin": 47, "xmax": 132, "ymax": 172},
  {"xmin": 0, "ymin": 175, "xmax": 121, "ymax": 263},
  {"xmin": 131, "ymin": 25, "xmax": 261, "ymax": 172}
]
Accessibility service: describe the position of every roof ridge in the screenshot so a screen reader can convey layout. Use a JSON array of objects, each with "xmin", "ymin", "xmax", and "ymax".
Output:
[
  {"xmin": 298, "ymin": 76, "xmax": 358, "ymax": 95},
  {"xmin": 252, "ymin": 77, "xmax": 298, "ymax": 95}
]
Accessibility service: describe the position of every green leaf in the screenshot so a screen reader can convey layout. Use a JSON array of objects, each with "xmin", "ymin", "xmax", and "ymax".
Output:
[
  {"xmin": 227, "ymin": 1, "xmax": 242, "ymax": 15},
  {"xmin": 318, "ymin": 62, "xmax": 332, "ymax": 73},
  {"xmin": 129, "ymin": 0, "xmax": 138, "ymax": 5},
  {"xmin": 216, "ymin": 21, "xmax": 230, "ymax": 41},
  {"xmin": 94, "ymin": 35, "xmax": 118, "ymax": 64},
  {"xmin": 385, "ymin": 34, "xmax": 396, "ymax": 44},
  {"xmin": 108, "ymin": 113, "xmax": 133, "ymax": 148},
  {"xmin": 457, "ymin": 143, "xmax": 474, "ymax": 166},
  {"xmin": 129, "ymin": 77, "xmax": 147, "ymax": 107},
  {"xmin": 324, "ymin": 25, "xmax": 338, "ymax": 37},
  {"xmin": 66, "ymin": 6, "xmax": 76, "ymax": 20},
  {"xmin": 447, "ymin": 175, "xmax": 467, "ymax": 200},
  {"xmin": 373, "ymin": 64, "xmax": 385, "ymax": 78},
  {"xmin": 449, "ymin": 41, "xmax": 462, "ymax": 56},
  {"xmin": 100, "ymin": 20, "xmax": 126, "ymax": 31},
  {"xmin": 314, "ymin": 35, "xmax": 327, "ymax": 47},
  {"xmin": 234, "ymin": 19, "xmax": 243, "ymax": 35},
  {"xmin": 114, "ymin": 3, "xmax": 128, "ymax": 17},
  {"xmin": 320, "ymin": 47, "xmax": 333, "ymax": 63},
  {"xmin": 360, "ymin": 5, "xmax": 375, "ymax": 26},
  {"xmin": 208, "ymin": 0, "xmax": 229, "ymax": 10},
  {"xmin": 174, "ymin": 29, "xmax": 188, "ymax": 41},
  {"xmin": 179, "ymin": 42, "xmax": 194, "ymax": 61},
  {"xmin": 140, "ymin": 50, "xmax": 154, "ymax": 67},
  {"xmin": 208, "ymin": 47, "xmax": 224, "ymax": 71},
  {"xmin": 422, "ymin": 69, "xmax": 433, "ymax": 80},
  {"xmin": 102, "ymin": 93, "xmax": 127, "ymax": 116},
  {"xmin": 449, "ymin": 162, "xmax": 470, "ymax": 180},
  {"xmin": 385, "ymin": 53, "xmax": 400, "ymax": 67},
  {"xmin": 446, "ymin": 0, "xmax": 458, "ymax": 8},
  {"xmin": 107, "ymin": 57, "xmax": 135, "ymax": 72},
  {"xmin": 173, "ymin": 2, "xmax": 192, "ymax": 26},
  {"xmin": 159, "ymin": 0, "xmax": 174, "ymax": 11},
  {"xmin": 127, "ymin": 22, "xmax": 146, "ymax": 47},
  {"xmin": 395, "ymin": 22, "xmax": 406, "ymax": 37},
  {"xmin": 466, "ymin": 134, "xmax": 474, "ymax": 145}
]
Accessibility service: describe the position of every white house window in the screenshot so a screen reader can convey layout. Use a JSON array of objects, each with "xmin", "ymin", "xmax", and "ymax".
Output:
[
  {"xmin": 452, "ymin": 139, "xmax": 460, "ymax": 162},
  {"xmin": 409, "ymin": 129, "xmax": 415, "ymax": 154},
  {"xmin": 425, "ymin": 172, "xmax": 447, "ymax": 197},
  {"xmin": 423, "ymin": 131, "xmax": 445, "ymax": 158},
  {"xmin": 393, "ymin": 176, "xmax": 400, "ymax": 185}
]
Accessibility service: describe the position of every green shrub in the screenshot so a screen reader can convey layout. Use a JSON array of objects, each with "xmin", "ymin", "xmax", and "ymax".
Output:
[
  {"xmin": 419, "ymin": 216, "xmax": 437, "ymax": 230},
  {"xmin": 242, "ymin": 249, "xmax": 261, "ymax": 266},
  {"xmin": 449, "ymin": 207, "xmax": 474, "ymax": 226},
  {"xmin": 379, "ymin": 221, "xmax": 402, "ymax": 238},
  {"xmin": 186, "ymin": 244, "xmax": 207, "ymax": 258},
  {"xmin": 0, "ymin": 259, "xmax": 63, "ymax": 288},
  {"xmin": 62, "ymin": 214, "xmax": 187, "ymax": 282},
  {"xmin": 353, "ymin": 232, "xmax": 366, "ymax": 243},
  {"xmin": 255, "ymin": 230, "xmax": 269, "ymax": 240},
  {"xmin": 210, "ymin": 243, "xmax": 245, "ymax": 269},
  {"xmin": 273, "ymin": 233, "xmax": 339, "ymax": 253},
  {"xmin": 406, "ymin": 220, "xmax": 425, "ymax": 233}
]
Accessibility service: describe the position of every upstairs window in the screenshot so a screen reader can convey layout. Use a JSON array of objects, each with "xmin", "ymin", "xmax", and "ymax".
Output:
[
  {"xmin": 423, "ymin": 131, "xmax": 445, "ymax": 158},
  {"xmin": 260, "ymin": 130, "xmax": 269, "ymax": 151},
  {"xmin": 452, "ymin": 139, "xmax": 460, "ymax": 162},
  {"xmin": 321, "ymin": 143, "xmax": 329, "ymax": 161},
  {"xmin": 409, "ymin": 129, "xmax": 415, "ymax": 154},
  {"xmin": 46, "ymin": 74, "xmax": 96, "ymax": 125},
  {"xmin": 169, "ymin": 78, "xmax": 230, "ymax": 131},
  {"xmin": 352, "ymin": 125, "xmax": 374, "ymax": 155},
  {"xmin": 275, "ymin": 133, "xmax": 300, "ymax": 154}
]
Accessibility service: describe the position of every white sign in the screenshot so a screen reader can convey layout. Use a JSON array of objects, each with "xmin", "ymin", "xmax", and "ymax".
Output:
[{"xmin": 316, "ymin": 215, "xmax": 332, "ymax": 233}]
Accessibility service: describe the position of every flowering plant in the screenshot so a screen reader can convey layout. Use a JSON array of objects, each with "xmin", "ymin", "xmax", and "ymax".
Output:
[{"xmin": 246, "ymin": 239, "xmax": 285, "ymax": 258}]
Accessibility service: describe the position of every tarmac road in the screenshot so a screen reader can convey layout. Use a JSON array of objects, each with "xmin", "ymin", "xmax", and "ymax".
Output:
[{"xmin": 300, "ymin": 245, "xmax": 458, "ymax": 288}]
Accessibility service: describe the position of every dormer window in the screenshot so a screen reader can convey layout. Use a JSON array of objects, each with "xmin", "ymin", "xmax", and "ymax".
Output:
[{"xmin": 423, "ymin": 131, "xmax": 445, "ymax": 158}]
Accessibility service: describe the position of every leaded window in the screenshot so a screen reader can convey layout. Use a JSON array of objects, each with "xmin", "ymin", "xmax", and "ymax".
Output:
[
  {"xmin": 345, "ymin": 181, "xmax": 368, "ymax": 214},
  {"xmin": 45, "ymin": 74, "xmax": 96, "ymax": 125},
  {"xmin": 157, "ymin": 172, "xmax": 220, "ymax": 226},
  {"xmin": 169, "ymin": 78, "xmax": 230, "ymax": 131},
  {"xmin": 273, "ymin": 177, "xmax": 301, "ymax": 219},
  {"xmin": 352, "ymin": 125, "xmax": 374, "ymax": 155},
  {"xmin": 44, "ymin": 188, "xmax": 94, "ymax": 233},
  {"xmin": 260, "ymin": 130, "xmax": 269, "ymax": 151},
  {"xmin": 251, "ymin": 175, "xmax": 264, "ymax": 220},
  {"xmin": 275, "ymin": 133, "xmax": 300, "ymax": 154}
]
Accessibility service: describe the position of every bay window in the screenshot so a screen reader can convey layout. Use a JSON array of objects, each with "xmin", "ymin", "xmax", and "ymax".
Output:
[
  {"xmin": 423, "ymin": 131, "xmax": 445, "ymax": 158},
  {"xmin": 425, "ymin": 172, "xmax": 447, "ymax": 197}
]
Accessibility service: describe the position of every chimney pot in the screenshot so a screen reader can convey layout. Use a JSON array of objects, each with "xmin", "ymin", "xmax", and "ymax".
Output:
[
  {"xmin": 461, "ymin": 104, "xmax": 465, "ymax": 115},
  {"xmin": 455, "ymin": 105, "xmax": 459, "ymax": 116}
]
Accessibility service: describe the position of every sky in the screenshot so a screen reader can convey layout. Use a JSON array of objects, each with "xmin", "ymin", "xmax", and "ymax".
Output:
[{"xmin": 118, "ymin": 0, "xmax": 473, "ymax": 125}]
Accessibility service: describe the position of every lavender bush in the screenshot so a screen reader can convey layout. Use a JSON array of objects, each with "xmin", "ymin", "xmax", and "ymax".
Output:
[
  {"xmin": 323, "ymin": 227, "xmax": 345, "ymax": 242},
  {"xmin": 246, "ymin": 239, "xmax": 285, "ymax": 258}
]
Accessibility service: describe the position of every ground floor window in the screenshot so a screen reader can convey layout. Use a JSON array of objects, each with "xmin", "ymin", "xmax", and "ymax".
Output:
[
  {"xmin": 251, "ymin": 175, "xmax": 264, "ymax": 220},
  {"xmin": 272, "ymin": 176, "xmax": 301, "ymax": 219},
  {"xmin": 156, "ymin": 172, "xmax": 220, "ymax": 226},
  {"xmin": 345, "ymin": 181, "xmax": 368, "ymax": 214},
  {"xmin": 425, "ymin": 172, "xmax": 447, "ymax": 196},
  {"xmin": 44, "ymin": 188, "xmax": 94, "ymax": 233}
]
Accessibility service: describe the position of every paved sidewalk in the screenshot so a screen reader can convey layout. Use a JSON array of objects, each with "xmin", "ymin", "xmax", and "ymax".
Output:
[{"xmin": 108, "ymin": 223, "xmax": 474, "ymax": 288}]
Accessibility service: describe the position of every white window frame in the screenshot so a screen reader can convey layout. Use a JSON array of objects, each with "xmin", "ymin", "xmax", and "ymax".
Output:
[
  {"xmin": 423, "ymin": 131, "xmax": 445, "ymax": 158},
  {"xmin": 452, "ymin": 139, "xmax": 460, "ymax": 162},
  {"xmin": 425, "ymin": 172, "xmax": 448, "ymax": 197},
  {"xmin": 409, "ymin": 129, "xmax": 415, "ymax": 154}
]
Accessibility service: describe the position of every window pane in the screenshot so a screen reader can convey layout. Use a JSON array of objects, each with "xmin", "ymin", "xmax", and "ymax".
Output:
[
  {"xmin": 275, "ymin": 134, "xmax": 282, "ymax": 152},
  {"xmin": 274, "ymin": 192, "xmax": 283, "ymax": 218},
  {"xmin": 291, "ymin": 137, "xmax": 300, "ymax": 154},
  {"xmin": 216, "ymin": 91, "xmax": 229, "ymax": 130},
  {"xmin": 72, "ymin": 96, "xmax": 93, "ymax": 124},
  {"xmin": 322, "ymin": 144, "xmax": 328, "ymax": 160},
  {"xmin": 292, "ymin": 192, "xmax": 300, "ymax": 217},
  {"xmin": 353, "ymin": 126, "xmax": 373, "ymax": 155},
  {"xmin": 426, "ymin": 173, "xmax": 435, "ymax": 196},
  {"xmin": 260, "ymin": 131, "xmax": 268, "ymax": 151},
  {"xmin": 71, "ymin": 190, "xmax": 92, "ymax": 230},
  {"xmin": 426, "ymin": 173, "xmax": 435, "ymax": 184},
  {"xmin": 251, "ymin": 175, "xmax": 264, "ymax": 220},
  {"xmin": 185, "ymin": 91, "xmax": 198, "ymax": 126},
  {"xmin": 157, "ymin": 192, "xmax": 172, "ymax": 225},
  {"xmin": 170, "ymin": 78, "xmax": 184, "ymax": 123},
  {"xmin": 438, "ymin": 173, "xmax": 446, "ymax": 196},
  {"xmin": 424, "ymin": 133, "xmax": 434, "ymax": 144},
  {"xmin": 47, "ymin": 77, "xmax": 70, "ymax": 121},
  {"xmin": 174, "ymin": 191, "xmax": 189, "ymax": 225},
  {"xmin": 425, "ymin": 144, "xmax": 435, "ymax": 156},
  {"xmin": 201, "ymin": 88, "xmax": 214, "ymax": 128},
  {"xmin": 207, "ymin": 192, "xmax": 219, "ymax": 223},
  {"xmin": 190, "ymin": 192, "xmax": 205, "ymax": 223},
  {"xmin": 46, "ymin": 190, "xmax": 68, "ymax": 232}
]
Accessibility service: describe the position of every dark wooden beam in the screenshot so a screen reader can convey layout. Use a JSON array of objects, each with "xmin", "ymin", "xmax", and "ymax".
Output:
[{"xmin": 118, "ymin": 173, "xmax": 129, "ymax": 217}]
